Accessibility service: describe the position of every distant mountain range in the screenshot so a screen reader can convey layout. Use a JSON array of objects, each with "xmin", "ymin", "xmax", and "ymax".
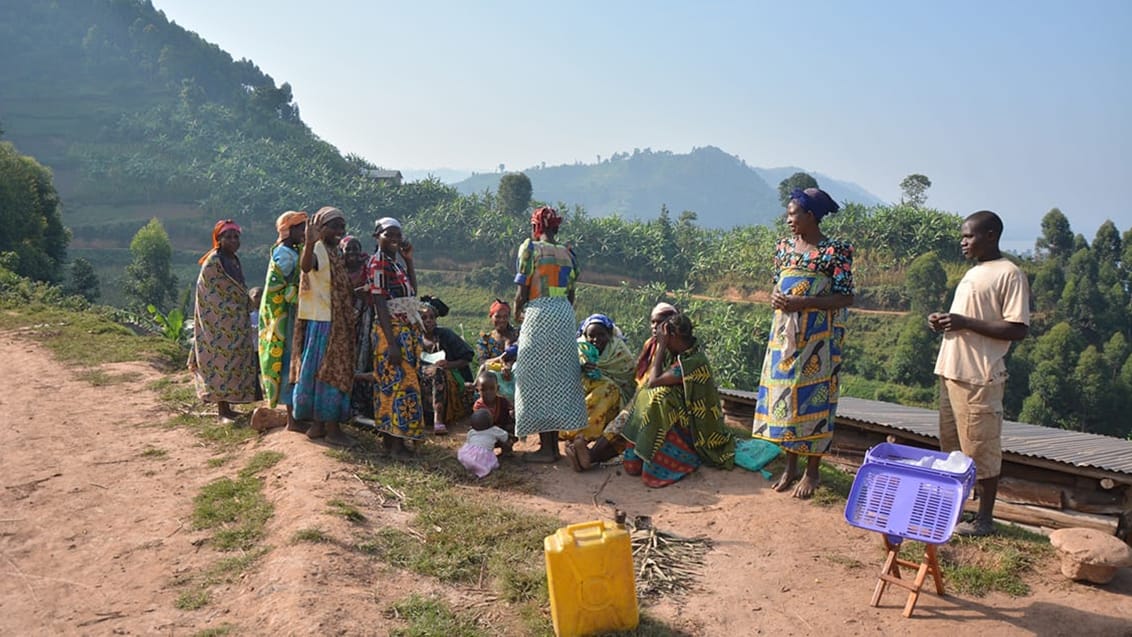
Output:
[{"xmin": 440, "ymin": 146, "xmax": 884, "ymax": 228}]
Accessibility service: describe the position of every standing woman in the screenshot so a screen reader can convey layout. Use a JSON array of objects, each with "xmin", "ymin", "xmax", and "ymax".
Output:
[
  {"xmin": 259, "ymin": 210, "xmax": 308, "ymax": 430},
  {"xmin": 188, "ymin": 219, "xmax": 259, "ymax": 422},
  {"xmin": 512, "ymin": 206, "xmax": 587, "ymax": 462},
  {"xmin": 367, "ymin": 217, "xmax": 425, "ymax": 457},
  {"xmin": 753, "ymin": 188, "xmax": 854, "ymax": 498},
  {"xmin": 291, "ymin": 206, "xmax": 356, "ymax": 446}
]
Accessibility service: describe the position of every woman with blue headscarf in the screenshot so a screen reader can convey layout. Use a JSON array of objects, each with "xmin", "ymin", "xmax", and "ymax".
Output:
[
  {"xmin": 563, "ymin": 314, "xmax": 636, "ymax": 448},
  {"xmin": 753, "ymin": 187, "xmax": 855, "ymax": 499}
]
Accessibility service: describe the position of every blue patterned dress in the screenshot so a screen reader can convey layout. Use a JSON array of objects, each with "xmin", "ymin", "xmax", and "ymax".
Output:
[{"xmin": 753, "ymin": 237, "xmax": 854, "ymax": 456}]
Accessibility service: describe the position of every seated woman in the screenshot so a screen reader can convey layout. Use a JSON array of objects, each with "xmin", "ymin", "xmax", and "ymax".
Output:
[
  {"xmin": 567, "ymin": 302, "xmax": 679, "ymax": 471},
  {"xmin": 419, "ymin": 299, "xmax": 475, "ymax": 434},
  {"xmin": 561, "ymin": 314, "xmax": 635, "ymax": 460},
  {"xmin": 475, "ymin": 299, "xmax": 520, "ymax": 401},
  {"xmin": 619, "ymin": 314, "xmax": 735, "ymax": 488}
]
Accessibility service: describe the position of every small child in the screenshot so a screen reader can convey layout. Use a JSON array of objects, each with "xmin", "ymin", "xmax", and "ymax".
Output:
[
  {"xmin": 248, "ymin": 286, "xmax": 265, "ymax": 400},
  {"xmin": 248, "ymin": 286, "xmax": 264, "ymax": 333},
  {"xmin": 458, "ymin": 409, "xmax": 511, "ymax": 478},
  {"xmin": 472, "ymin": 370, "xmax": 515, "ymax": 437}
]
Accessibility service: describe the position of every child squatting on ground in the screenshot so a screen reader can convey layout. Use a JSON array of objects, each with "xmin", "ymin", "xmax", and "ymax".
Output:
[{"xmin": 458, "ymin": 409, "xmax": 513, "ymax": 478}]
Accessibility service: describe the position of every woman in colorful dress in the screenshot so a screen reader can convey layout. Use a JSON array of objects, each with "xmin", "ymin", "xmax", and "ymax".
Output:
[
  {"xmin": 475, "ymin": 299, "xmax": 520, "ymax": 400},
  {"xmin": 291, "ymin": 206, "xmax": 356, "ymax": 446},
  {"xmin": 188, "ymin": 219, "xmax": 259, "ymax": 423},
  {"xmin": 752, "ymin": 187, "xmax": 854, "ymax": 498},
  {"xmin": 419, "ymin": 299, "xmax": 475, "ymax": 434},
  {"xmin": 561, "ymin": 314, "xmax": 634, "ymax": 447},
  {"xmin": 258, "ymin": 210, "xmax": 307, "ymax": 430},
  {"xmin": 566, "ymin": 302, "xmax": 678, "ymax": 471},
  {"xmin": 620, "ymin": 314, "xmax": 735, "ymax": 487},
  {"xmin": 512, "ymin": 206, "xmax": 587, "ymax": 462},
  {"xmin": 366, "ymin": 217, "xmax": 425, "ymax": 457}
]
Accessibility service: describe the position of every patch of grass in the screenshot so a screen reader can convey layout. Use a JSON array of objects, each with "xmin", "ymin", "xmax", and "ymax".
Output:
[
  {"xmin": 811, "ymin": 462, "xmax": 855, "ymax": 506},
  {"xmin": 896, "ymin": 528, "xmax": 1053, "ymax": 597},
  {"xmin": 328, "ymin": 499, "xmax": 367, "ymax": 523},
  {"xmin": 75, "ymin": 368, "xmax": 143, "ymax": 386},
  {"xmin": 293, "ymin": 527, "xmax": 330, "ymax": 543},
  {"xmin": 387, "ymin": 594, "xmax": 488, "ymax": 637},
  {"xmin": 140, "ymin": 447, "xmax": 168, "ymax": 459},
  {"xmin": 239, "ymin": 451, "xmax": 284, "ymax": 478},
  {"xmin": 191, "ymin": 454, "xmax": 281, "ymax": 551},
  {"xmin": 175, "ymin": 589, "xmax": 210, "ymax": 610},
  {"xmin": 207, "ymin": 456, "xmax": 232, "ymax": 468},
  {"xmin": 168, "ymin": 412, "xmax": 258, "ymax": 449}
]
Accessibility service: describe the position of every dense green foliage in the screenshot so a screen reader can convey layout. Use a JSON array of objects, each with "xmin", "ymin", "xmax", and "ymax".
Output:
[
  {"xmin": 0, "ymin": 140, "xmax": 68, "ymax": 283},
  {"xmin": 124, "ymin": 218, "xmax": 178, "ymax": 311},
  {"xmin": 65, "ymin": 257, "xmax": 101, "ymax": 302}
]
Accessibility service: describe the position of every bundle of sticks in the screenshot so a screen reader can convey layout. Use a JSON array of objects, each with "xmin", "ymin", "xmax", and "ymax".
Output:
[{"xmin": 628, "ymin": 518, "xmax": 712, "ymax": 599}]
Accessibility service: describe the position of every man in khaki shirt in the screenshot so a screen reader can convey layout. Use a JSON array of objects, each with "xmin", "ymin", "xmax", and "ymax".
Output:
[{"xmin": 929, "ymin": 210, "xmax": 1030, "ymax": 536}]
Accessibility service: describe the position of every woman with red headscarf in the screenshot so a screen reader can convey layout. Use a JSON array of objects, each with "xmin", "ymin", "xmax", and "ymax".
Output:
[
  {"xmin": 511, "ymin": 206, "xmax": 587, "ymax": 462},
  {"xmin": 475, "ymin": 298, "xmax": 520, "ymax": 400},
  {"xmin": 188, "ymin": 219, "xmax": 259, "ymax": 422}
]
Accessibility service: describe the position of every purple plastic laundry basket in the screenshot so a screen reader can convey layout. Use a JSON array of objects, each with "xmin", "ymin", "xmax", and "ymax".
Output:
[
  {"xmin": 844, "ymin": 462, "xmax": 968, "ymax": 544},
  {"xmin": 864, "ymin": 442, "xmax": 976, "ymax": 497}
]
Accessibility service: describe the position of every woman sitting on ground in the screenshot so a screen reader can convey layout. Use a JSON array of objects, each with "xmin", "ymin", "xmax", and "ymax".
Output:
[
  {"xmin": 419, "ymin": 298, "xmax": 475, "ymax": 434},
  {"xmin": 620, "ymin": 314, "xmax": 735, "ymax": 487},
  {"xmin": 566, "ymin": 302, "xmax": 679, "ymax": 471},
  {"xmin": 475, "ymin": 299, "xmax": 520, "ymax": 400},
  {"xmin": 561, "ymin": 314, "xmax": 635, "ymax": 468}
]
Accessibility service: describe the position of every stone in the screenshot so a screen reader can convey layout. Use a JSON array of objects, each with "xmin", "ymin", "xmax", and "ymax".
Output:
[{"xmin": 1049, "ymin": 527, "xmax": 1132, "ymax": 584}]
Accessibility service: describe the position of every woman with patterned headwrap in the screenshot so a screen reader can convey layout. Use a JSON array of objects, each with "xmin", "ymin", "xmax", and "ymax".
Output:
[
  {"xmin": 620, "ymin": 314, "xmax": 735, "ymax": 487},
  {"xmin": 512, "ymin": 206, "xmax": 587, "ymax": 462},
  {"xmin": 365, "ymin": 216, "xmax": 425, "ymax": 457},
  {"xmin": 257, "ymin": 210, "xmax": 307, "ymax": 430},
  {"xmin": 290, "ymin": 206, "xmax": 357, "ymax": 446},
  {"xmin": 753, "ymin": 187, "xmax": 855, "ymax": 499},
  {"xmin": 188, "ymin": 219, "xmax": 258, "ymax": 422}
]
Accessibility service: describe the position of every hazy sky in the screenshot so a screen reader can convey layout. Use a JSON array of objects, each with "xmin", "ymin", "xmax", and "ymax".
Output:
[{"xmin": 152, "ymin": 0, "xmax": 1132, "ymax": 246}]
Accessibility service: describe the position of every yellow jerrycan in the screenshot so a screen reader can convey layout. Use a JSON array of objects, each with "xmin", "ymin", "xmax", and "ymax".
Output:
[{"xmin": 544, "ymin": 513, "xmax": 639, "ymax": 637}]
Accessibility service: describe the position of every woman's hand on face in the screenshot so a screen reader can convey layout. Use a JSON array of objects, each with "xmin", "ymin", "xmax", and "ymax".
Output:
[
  {"xmin": 655, "ymin": 322, "xmax": 670, "ymax": 348},
  {"xmin": 400, "ymin": 240, "xmax": 413, "ymax": 261}
]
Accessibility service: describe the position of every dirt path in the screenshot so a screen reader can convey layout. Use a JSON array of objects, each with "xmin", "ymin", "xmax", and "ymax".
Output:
[{"xmin": 1, "ymin": 334, "xmax": 1129, "ymax": 636}]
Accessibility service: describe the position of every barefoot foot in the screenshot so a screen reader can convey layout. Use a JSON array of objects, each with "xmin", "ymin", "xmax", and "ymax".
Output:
[
  {"xmin": 287, "ymin": 419, "xmax": 312, "ymax": 433},
  {"xmin": 792, "ymin": 474, "xmax": 821, "ymax": 499},
  {"xmin": 306, "ymin": 422, "xmax": 327, "ymax": 439},
  {"xmin": 772, "ymin": 471, "xmax": 799, "ymax": 492}
]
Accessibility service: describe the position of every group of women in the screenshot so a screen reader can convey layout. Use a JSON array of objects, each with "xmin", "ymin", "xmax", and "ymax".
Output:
[{"xmin": 188, "ymin": 187, "xmax": 854, "ymax": 495}]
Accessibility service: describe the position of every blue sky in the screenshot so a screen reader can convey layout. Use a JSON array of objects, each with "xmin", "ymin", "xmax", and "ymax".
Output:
[{"xmin": 153, "ymin": 0, "xmax": 1132, "ymax": 248}]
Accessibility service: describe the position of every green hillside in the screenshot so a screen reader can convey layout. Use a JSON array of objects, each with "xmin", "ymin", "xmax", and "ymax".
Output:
[
  {"xmin": 0, "ymin": 0, "xmax": 452, "ymax": 303},
  {"xmin": 453, "ymin": 146, "xmax": 884, "ymax": 228}
]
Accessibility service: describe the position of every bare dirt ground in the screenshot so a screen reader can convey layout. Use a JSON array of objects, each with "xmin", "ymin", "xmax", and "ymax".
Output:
[{"xmin": 2, "ymin": 334, "xmax": 1130, "ymax": 636}]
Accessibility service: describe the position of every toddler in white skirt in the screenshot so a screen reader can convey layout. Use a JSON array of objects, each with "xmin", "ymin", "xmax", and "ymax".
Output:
[{"xmin": 458, "ymin": 409, "xmax": 511, "ymax": 478}]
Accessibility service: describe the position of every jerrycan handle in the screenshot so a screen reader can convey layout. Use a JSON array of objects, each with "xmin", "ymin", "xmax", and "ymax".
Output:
[{"xmin": 565, "ymin": 520, "xmax": 610, "ymax": 545}]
